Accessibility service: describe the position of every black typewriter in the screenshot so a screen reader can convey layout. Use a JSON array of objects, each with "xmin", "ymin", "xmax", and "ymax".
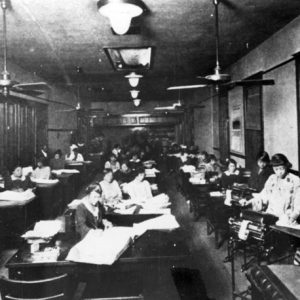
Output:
[
  {"xmin": 229, "ymin": 210, "xmax": 278, "ymax": 242},
  {"xmin": 231, "ymin": 184, "xmax": 257, "ymax": 202}
]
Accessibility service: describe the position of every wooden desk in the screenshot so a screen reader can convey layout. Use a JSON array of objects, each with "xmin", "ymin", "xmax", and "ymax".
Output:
[
  {"xmin": 0, "ymin": 196, "xmax": 36, "ymax": 246},
  {"xmin": 270, "ymin": 225, "xmax": 300, "ymax": 239},
  {"xmin": 247, "ymin": 264, "xmax": 300, "ymax": 300},
  {"xmin": 6, "ymin": 228, "xmax": 191, "ymax": 280}
]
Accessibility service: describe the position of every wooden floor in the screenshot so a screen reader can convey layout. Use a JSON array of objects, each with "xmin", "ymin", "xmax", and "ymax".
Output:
[{"xmin": 0, "ymin": 170, "xmax": 250, "ymax": 300}]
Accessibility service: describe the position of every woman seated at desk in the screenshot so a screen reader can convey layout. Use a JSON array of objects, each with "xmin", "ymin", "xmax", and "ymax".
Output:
[
  {"xmin": 206, "ymin": 154, "xmax": 222, "ymax": 178},
  {"xmin": 99, "ymin": 168, "xmax": 122, "ymax": 204},
  {"xmin": 75, "ymin": 184, "xmax": 112, "ymax": 239},
  {"xmin": 65, "ymin": 144, "xmax": 84, "ymax": 162},
  {"xmin": 114, "ymin": 161, "xmax": 132, "ymax": 185},
  {"xmin": 104, "ymin": 153, "xmax": 120, "ymax": 173},
  {"xmin": 32, "ymin": 157, "xmax": 51, "ymax": 180},
  {"xmin": 4, "ymin": 164, "xmax": 35, "ymax": 192},
  {"xmin": 221, "ymin": 158, "xmax": 241, "ymax": 189},
  {"xmin": 50, "ymin": 149, "xmax": 65, "ymax": 170},
  {"xmin": 240, "ymin": 153, "xmax": 300, "ymax": 222},
  {"xmin": 248, "ymin": 151, "xmax": 273, "ymax": 192},
  {"xmin": 129, "ymin": 153, "xmax": 142, "ymax": 171},
  {"xmin": 125, "ymin": 167, "xmax": 153, "ymax": 202}
]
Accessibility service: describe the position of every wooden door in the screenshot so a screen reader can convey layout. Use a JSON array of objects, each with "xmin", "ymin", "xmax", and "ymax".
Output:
[
  {"xmin": 219, "ymin": 90, "xmax": 230, "ymax": 161},
  {"xmin": 244, "ymin": 85, "xmax": 263, "ymax": 169}
]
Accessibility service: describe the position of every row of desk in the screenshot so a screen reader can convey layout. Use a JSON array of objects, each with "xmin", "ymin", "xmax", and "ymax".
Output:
[{"xmin": 0, "ymin": 162, "xmax": 98, "ymax": 249}]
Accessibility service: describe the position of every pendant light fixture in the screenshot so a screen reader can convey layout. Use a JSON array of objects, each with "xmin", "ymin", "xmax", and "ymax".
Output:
[
  {"xmin": 125, "ymin": 72, "xmax": 143, "ymax": 87},
  {"xmin": 130, "ymin": 89, "xmax": 139, "ymax": 98},
  {"xmin": 133, "ymin": 98, "xmax": 141, "ymax": 107},
  {"xmin": 97, "ymin": 0, "xmax": 144, "ymax": 35}
]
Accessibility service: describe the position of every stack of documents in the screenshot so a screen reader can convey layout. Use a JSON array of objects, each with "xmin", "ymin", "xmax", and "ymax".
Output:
[
  {"xmin": 180, "ymin": 165, "xmax": 196, "ymax": 173},
  {"xmin": 22, "ymin": 220, "xmax": 63, "ymax": 240},
  {"xmin": 30, "ymin": 178, "xmax": 59, "ymax": 186},
  {"xmin": 0, "ymin": 190, "xmax": 35, "ymax": 201},
  {"xmin": 67, "ymin": 227, "xmax": 133, "ymax": 265},
  {"xmin": 52, "ymin": 169, "xmax": 80, "ymax": 175},
  {"xmin": 132, "ymin": 214, "xmax": 180, "ymax": 238},
  {"xmin": 145, "ymin": 168, "xmax": 160, "ymax": 177}
]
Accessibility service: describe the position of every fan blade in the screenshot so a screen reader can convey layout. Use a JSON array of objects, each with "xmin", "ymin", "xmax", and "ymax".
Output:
[
  {"xmin": 10, "ymin": 88, "xmax": 45, "ymax": 97},
  {"xmin": 167, "ymin": 84, "xmax": 207, "ymax": 91},
  {"xmin": 167, "ymin": 77, "xmax": 211, "ymax": 90},
  {"xmin": 223, "ymin": 79, "xmax": 275, "ymax": 89},
  {"xmin": 13, "ymin": 82, "xmax": 50, "ymax": 91}
]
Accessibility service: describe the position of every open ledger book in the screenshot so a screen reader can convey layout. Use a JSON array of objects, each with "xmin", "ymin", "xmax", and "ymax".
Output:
[{"xmin": 66, "ymin": 215, "xmax": 180, "ymax": 265}]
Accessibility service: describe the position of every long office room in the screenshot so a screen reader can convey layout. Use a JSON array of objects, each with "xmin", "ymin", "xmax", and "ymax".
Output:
[{"xmin": 0, "ymin": 0, "xmax": 300, "ymax": 299}]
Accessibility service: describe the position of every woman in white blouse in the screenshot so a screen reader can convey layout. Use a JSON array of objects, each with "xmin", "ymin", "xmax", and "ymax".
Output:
[
  {"xmin": 99, "ymin": 168, "xmax": 122, "ymax": 204},
  {"xmin": 125, "ymin": 167, "xmax": 152, "ymax": 202},
  {"xmin": 241, "ymin": 153, "xmax": 300, "ymax": 222}
]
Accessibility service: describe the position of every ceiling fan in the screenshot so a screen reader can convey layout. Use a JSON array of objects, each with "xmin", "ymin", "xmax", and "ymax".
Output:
[
  {"xmin": 56, "ymin": 85, "xmax": 85, "ymax": 113},
  {"xmin": 154, "ymin": 90, "xmax": 185, "ymax": 111},
  {"xmin": 0, "ymin": 0, "xmax": 49, "ymax": 97},
  {"xmin": 167, "ymin": 0, "xmax": 274, "ymax": 91}
]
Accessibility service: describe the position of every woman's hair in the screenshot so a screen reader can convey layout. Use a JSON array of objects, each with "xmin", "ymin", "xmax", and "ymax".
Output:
[
  {"xmin": 109, "ymin": 153, "xmax": 117, "ymax": 160},
  {"xmin": 36, "ymin": 156, "xmax": 47, "ymax": 166},
  {"xmin": 209, "ymin": 154, "xmax": 217, "ymax": 161},
  {"xmin": 113, "ymin": 144, "xmax": 121, "ymax": 149},
  {"xmin": 85, "ymin": 183, "xmax": 101, "ymax": 195},
  {"xmin": 133, "ymin": 166, "xmax": 145, "ymax": 178},
  {"xmin": 256, "ymin": 151, "xmax": 270, "ymax": 164},
  {"xmin": 226, "ymin": 158, "xmax": 237, "ymax": 168},
  {"xmin": 103, "ymin": 168, "xmax": 113, "ymax": 175},
  {"xmin": 10, "ymin": 163, "xmax": 22, "ymax": 174},
  {"xmin": 270, "ymin": 153, "xmax": 292, "ymax": 168},
  {"xmin": 54, "ymin": 149, "xmax": 63, "ymax": 157}
]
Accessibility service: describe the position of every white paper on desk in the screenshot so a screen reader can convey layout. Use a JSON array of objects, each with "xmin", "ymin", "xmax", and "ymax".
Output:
[
  {"xmin": 22, "ymin": 220, "xmax": 63, "ymax": 239},
  {"xmin": 114, "ymin": 206, "xmax": 137, "ymax": 215},
  {"xmin": 66, "ymin": 227, "xmax": 133, "ymax": 265},
  {"xmin": 30, "ymin": 178, "xmax": 59, "ymax": 185},
  {"xmin": 52, "ymin": 169, "xmax": 80, "ymax": 175},
  {"xmin": 180, "ymin": 165, "xmax": 196, "ymax": 173},
  {"xmin": 132, "ymin": 215, "xmax": 179, "ymax": 238},
  {"xmin": 276, "ymin": 218, "xmax": 300, "ymax": 230},
  {"xmin": 209, "ymin": 191, "xmax": 223, "ymax": 197},
  {"xmin": 22, "ymin": 166, "xmax": 33, "ymax": 176},
  {"xmin": 238, "ymin": 220, "xmax": 250, "ymax": 240},
  {"xmin": 139, "ymin": 208, "xmax": 171, "ymax": 215},
  {"xmin": 0, "ymin": 190, "xmax": 35, "ymax": 201}
]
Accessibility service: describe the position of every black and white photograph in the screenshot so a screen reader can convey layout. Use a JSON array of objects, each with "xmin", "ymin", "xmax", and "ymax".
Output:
[{"xmin": 0, "ymin": 0, "xmax": 300, "ymax": 299}]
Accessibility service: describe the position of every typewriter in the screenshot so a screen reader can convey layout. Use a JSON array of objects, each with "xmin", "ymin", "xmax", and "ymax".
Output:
[
  {"xmin": 229, "ymin": 210, "xmax": 278, "ymax": 242},
  {"xmin": 231, "ymin": 184, "xmax": 256, "ymax": 202}
]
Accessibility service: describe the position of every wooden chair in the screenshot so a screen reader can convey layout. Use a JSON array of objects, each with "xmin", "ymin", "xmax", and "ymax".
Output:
[{"xmin": 0, "ymin": 274, "xmax": 70, "ymax": 300}]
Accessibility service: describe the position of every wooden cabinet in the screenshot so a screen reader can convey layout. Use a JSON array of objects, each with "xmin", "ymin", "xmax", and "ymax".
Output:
[{"xmin": 0, "ymin": 96, "xmax": 47, "ymax": 172}]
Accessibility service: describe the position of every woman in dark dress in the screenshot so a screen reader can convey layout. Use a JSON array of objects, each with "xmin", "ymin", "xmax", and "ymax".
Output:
[
  {"xmin": 4, "ymin": 164, "xmax": 35, "ymax": 191},
  {"xmin": 248, "ymin": 151, "xmax": 273, "ymax": 192},
  {"xmin": 75, "ymin": 184, "xmax": 111, "ymax": 239},
  {"xmin": 221, "ymin": 158, "xmax": 241, "ymax": 189}
]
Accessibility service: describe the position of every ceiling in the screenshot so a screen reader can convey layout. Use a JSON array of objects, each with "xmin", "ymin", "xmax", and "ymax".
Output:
[{"xmin": 2, "ymin": 0, "xmax": 300, "ymax": 103}]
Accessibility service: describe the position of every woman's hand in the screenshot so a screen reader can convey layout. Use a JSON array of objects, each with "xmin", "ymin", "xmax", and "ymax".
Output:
[{"xmin": 103, "ymin": 220, "xmax": 113, "ymax": 230}]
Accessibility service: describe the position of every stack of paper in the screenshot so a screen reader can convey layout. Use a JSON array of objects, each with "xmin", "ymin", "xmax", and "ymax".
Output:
[
  {"xmin": 0, "ymin": 190, "xmax": 35, "ymax": 201},
  {"xmin": 22, "ymin": 220, "xmax": 63, "ymax": 239},
  {"xmin": 22, "ymin": 166, "xmax": 33, "ymax": 176},
  {"xmin": 132, "ymin": 215, "xmax": 180, "ymax": 238},
  {"xmin": 145, "ymin": 168, "xmax": 160, "ymax": 177},
  {"xmin": 180, "ymin": 165, "xmax": 196, "ymax": 173},
  {"xmin": 189, "ymin": 177, "xmax": 206, "ymax": 184},
  {"xmin": 31, "ymin": 178, "xmax": 59, "ymax": 186},
  {"xmin": 209, "ymin": 191, "xmax": 223, "ymax": 197},
  {"xmin": 66, "ymin": 227, "xmax": 133, "ymax": 265},
  {"xmin": 52, "ymin": 169, "xmax": 80, "ymax": 175}
]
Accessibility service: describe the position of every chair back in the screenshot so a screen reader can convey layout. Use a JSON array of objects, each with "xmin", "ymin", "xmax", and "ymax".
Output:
[{"xmin": 0, "ymin": 274, "xmax": 68, "ymax": 300}]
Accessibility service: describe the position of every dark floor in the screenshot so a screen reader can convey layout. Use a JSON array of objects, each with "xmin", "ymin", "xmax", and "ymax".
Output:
[{"xmin": 0, "ymin": 170, "xmax": 250, "ymax": 300}]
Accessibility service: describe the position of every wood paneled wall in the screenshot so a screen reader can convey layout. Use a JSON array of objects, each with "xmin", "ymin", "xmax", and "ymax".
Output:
[{"xmin": 0, "ymin": 96, "xmax": 47, "ymax": 172}]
